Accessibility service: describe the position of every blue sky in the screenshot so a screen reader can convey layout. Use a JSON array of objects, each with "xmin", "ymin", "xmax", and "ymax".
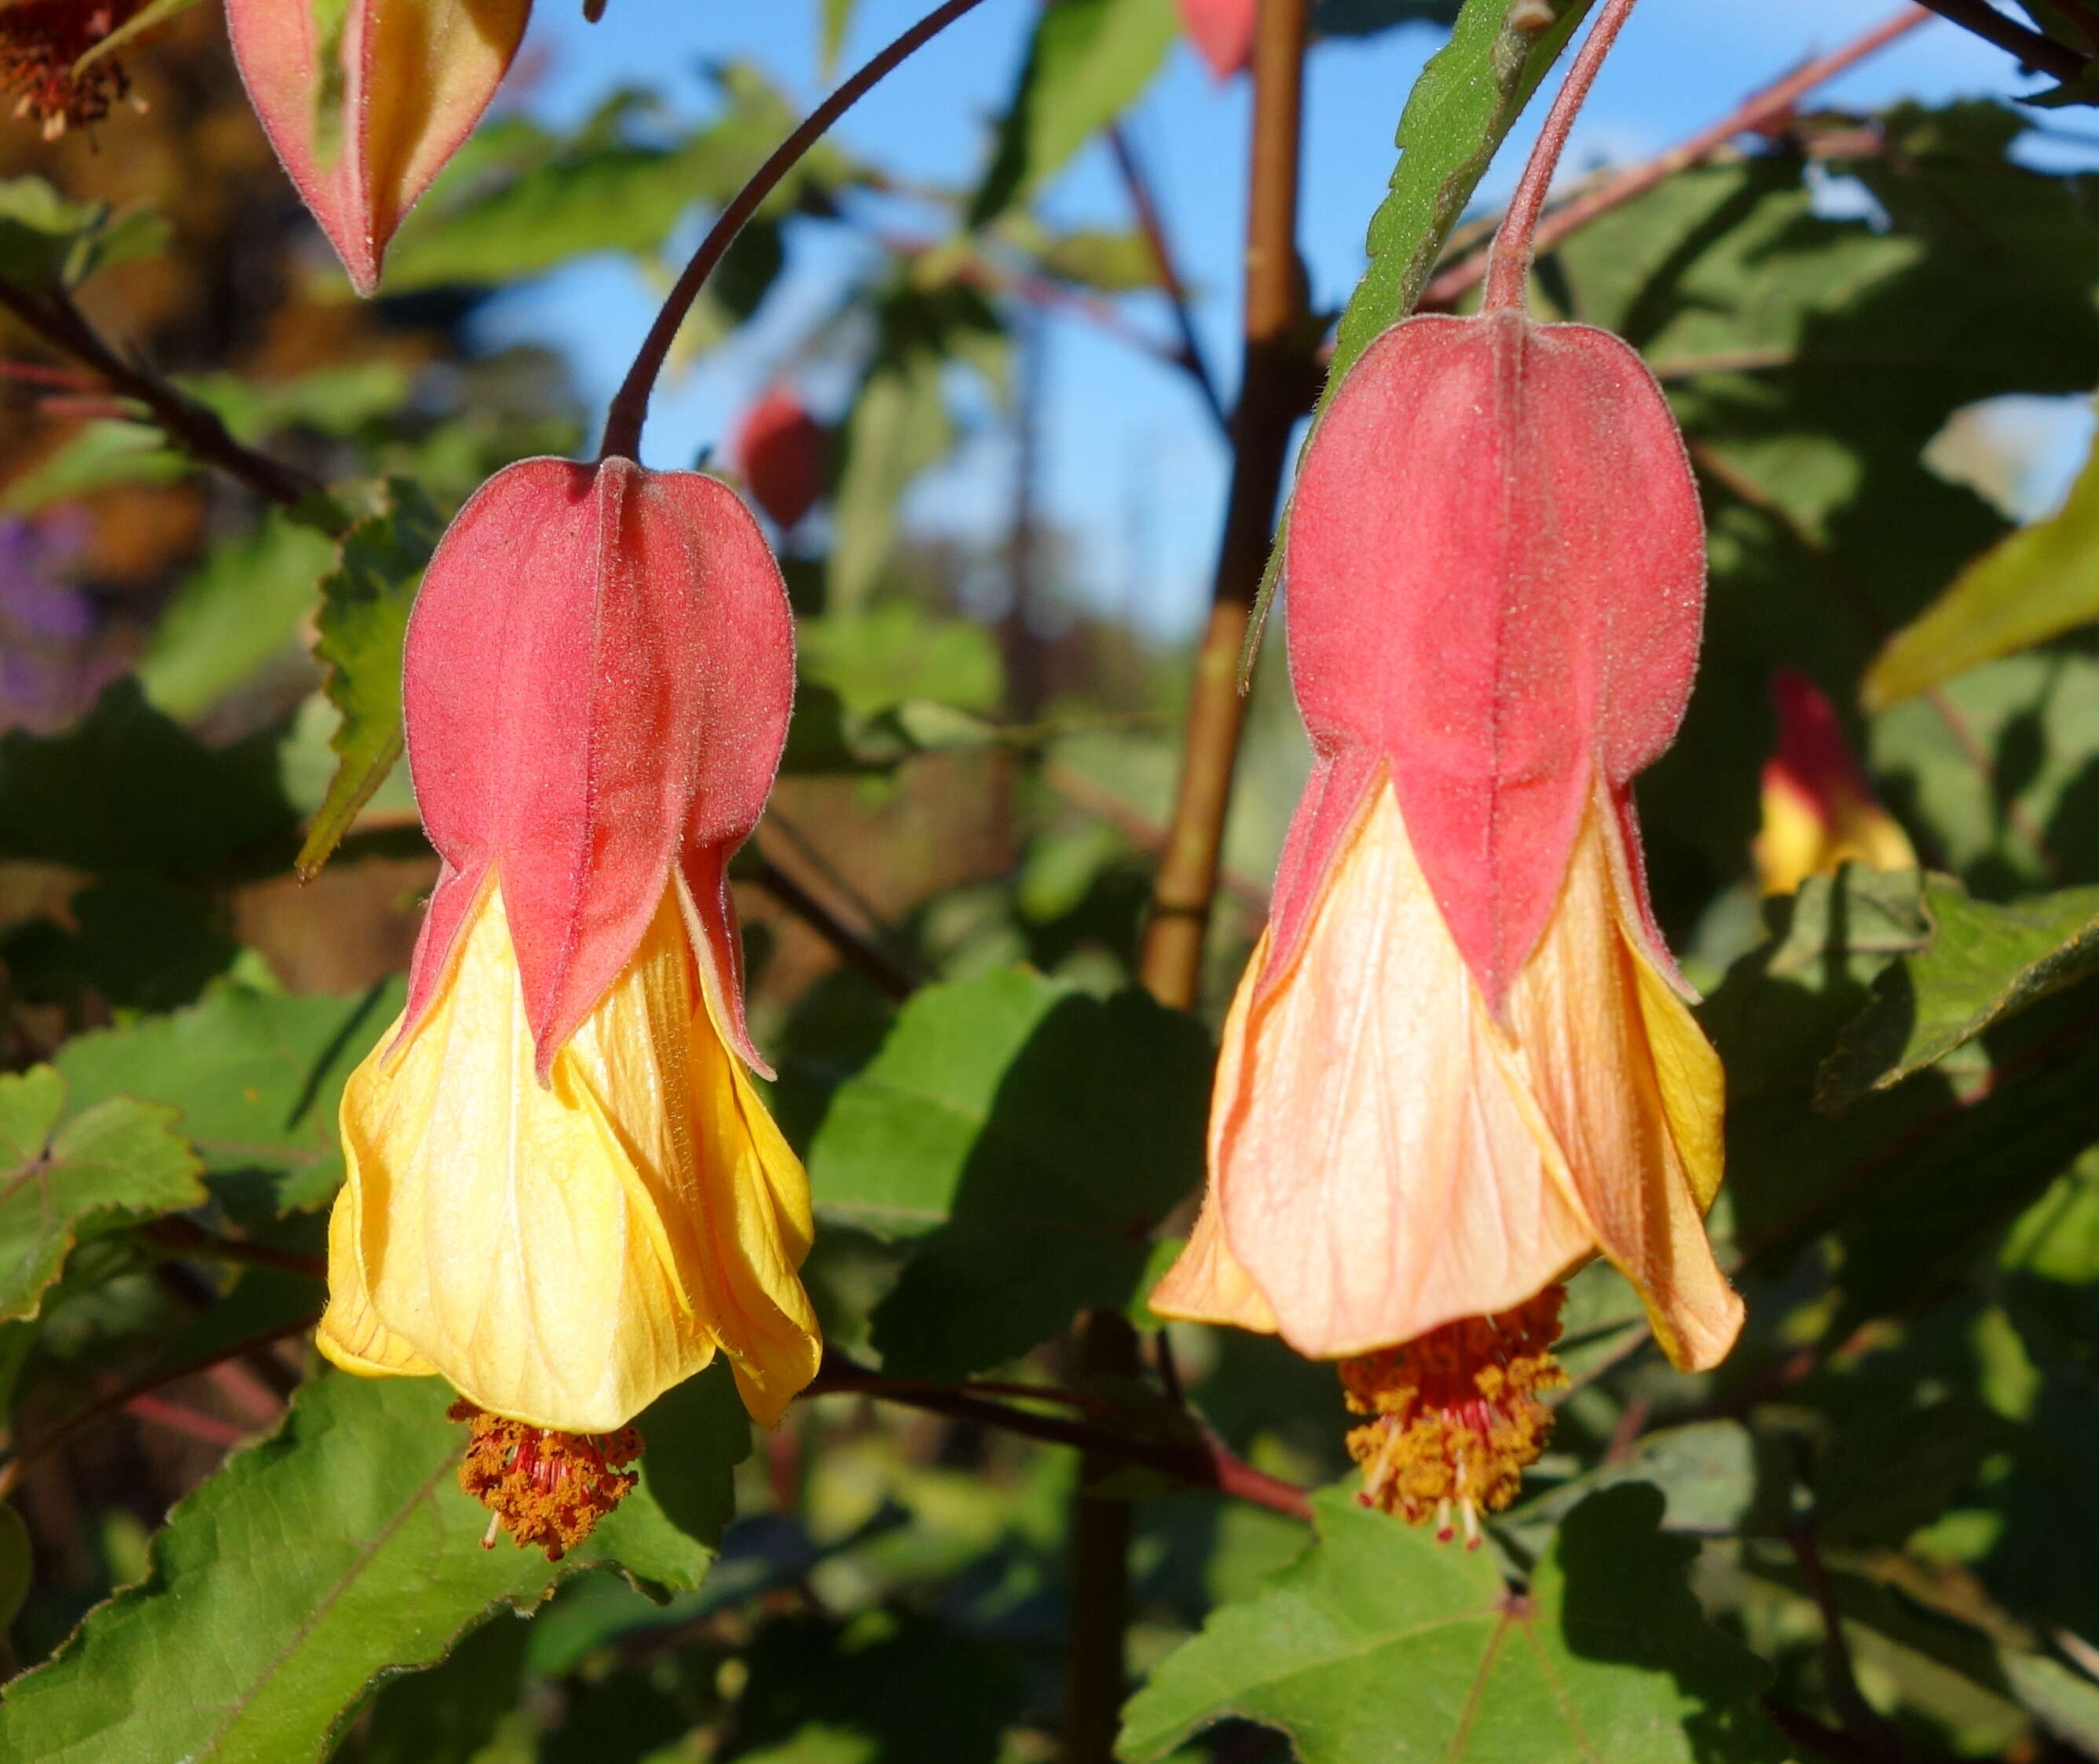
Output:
[{"xmin": 475, "ymin": 1, "xmax": 2080, "ymax": 638}]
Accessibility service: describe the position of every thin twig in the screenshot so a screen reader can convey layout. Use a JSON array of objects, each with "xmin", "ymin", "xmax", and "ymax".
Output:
[
  {"xmin": 1424, "ymin": 8, "xmax": 1931, "ymax": 311},
  {"xmin": 747, "ymin": 849, "xmax": 921, "ymax": 999},
  {"xmin": 1789, "ymin": 1522, "xmax": 1911, "ymax": 1761},
  {"xmin": 1107, "ymin": 123, "xmax": 1229, "ymax": 434},
  {"xmin": 599, "ymin": 0, "xmax": 997, "ymax": 460},
  {"xmin": 1911, "ymin": 0, "xmax": 2086, "ymax": 81},
  {"xmin": 0, "ymin": 284, "xmax": 317, "ymax": 508},
  {"xmin": 142, "ymin": 1217, "xmax": 328, "ymax": 1279},
  {"xmin": 1041, "ymin": 757, "xmax": 1270, "ymax": 913},
  {"xmin": 0, "ymin": 1316, "xmax": 318, "ymax": 1499},
  {"xmin": 804, "ymin": 1349, "xmax": 1313, "ymax": 1523},
  {"xmin": 123, "ymin": 1393, "xmax": 251, "ymax": 1451},
  {"xmin": 1136, "ymin": 0, "xmax": 1314, "ymax": 1009}
]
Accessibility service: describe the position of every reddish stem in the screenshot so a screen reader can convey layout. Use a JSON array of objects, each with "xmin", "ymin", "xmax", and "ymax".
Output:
[
  {"xmin": 1429, "ymin": 7, "xmax": 1928, "ymax": 312},
  {"xmin": 599, "ymin": 0, "xmax": 995, "ymax": 461},
  {"xmin": 1482, "ymin": 0, "xmax": 1646, "ymax": 313}
]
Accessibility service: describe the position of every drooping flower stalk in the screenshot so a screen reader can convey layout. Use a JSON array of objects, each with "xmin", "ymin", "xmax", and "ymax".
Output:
[{"xmin": 1152, "ymin": 0, "xmax": 1745, "ymax": 1539}]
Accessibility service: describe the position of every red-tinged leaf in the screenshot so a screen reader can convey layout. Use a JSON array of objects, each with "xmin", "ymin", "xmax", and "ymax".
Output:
[
  {"xmin": 401, "ymin": 457, "xmax": 794, "ymax": 1074},
  {"xmin": 1284, "ymin": 309, "xmax": 1704, "ymax": 1009},
  {"xmin": 1175, "ymin": 0, "xmax": 1255, "ymax": 79},
  {"xmin": 733, "ymin": 388, "xmax": 827, "ymax": 532},
  {"xmin": 228, "ymin": 0, "xmax": 531, "ymax": 295}
]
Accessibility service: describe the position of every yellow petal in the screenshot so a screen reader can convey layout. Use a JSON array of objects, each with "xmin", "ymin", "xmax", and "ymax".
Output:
[
  {"xmin": 1506, "ymin": 801, "xmax": 1743, "ymax": 1373},
  {"xmin": 1209, "ymin": 776, "xmax": 1597, "ymax": 1360},
  {"xmin": 335, "ymin": 876, "xmax": 820, "ymax": 1433},
  {"xmin": 1754, "ymin": 776, "xmax": 1918, "ymax": 896},
  {"xmin": 316, "ymin": 1165, "xmax": 437, "ymax": 1378}
]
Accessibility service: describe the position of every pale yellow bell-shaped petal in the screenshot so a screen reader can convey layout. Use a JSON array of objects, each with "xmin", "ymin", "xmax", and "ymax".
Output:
[
  {"xmin": 1503, "ymin": 801, "xmax": 1743, "ymax": 1371},
  {"xmin": 317, "ymin": 877, "xmax": 821, "ymax": 1434},
  {"xmin": 1152, "ymin": 772, "xmax": 1743, "ymax": 1374},
  {"xmin": 1158, "ymin": 775, "xmax": 1597, "ymax": 1360}
]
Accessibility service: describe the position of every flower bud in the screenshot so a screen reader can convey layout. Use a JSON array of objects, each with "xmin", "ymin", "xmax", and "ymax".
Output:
[
  {"xmin": 228, "ymin": 0, "xmax": 531, "ymax": 295},
  {"xmin": 732, "ymin": 388, "xmax": 828, "ymax": 533},
  {"xmin": 1753, "ymin": 668, "xmax": 1915, "ymax": 895},
  {"xmin": 1176, "ymin": 0, "xmax": 1255, "ymax": 81}
]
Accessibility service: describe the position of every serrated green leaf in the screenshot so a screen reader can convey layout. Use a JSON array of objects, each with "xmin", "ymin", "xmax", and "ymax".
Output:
[
  {"xmin": 359, "ymin": 1609, "xmax": 529, "ymax": 1764},
  {"xmin": 1119, "ymin": 1484, "xmax": 1782, "ymax": 1764},
  {"xmin": 296, "ymin": 479, "xmax": 442, "ymax": 879},
  {"xmin": 1502, "ymin": 1422, "xmax": 1789, "ymax": 1557},
  {"xmin": 807, "ymin": 969, "xmax": 1209, "ymax": 1378},
  {"xmin": 136, "ymin": 514, "xmax": 336, "ymax": 721},
  {"xmin": 1820, "ymin": 877, "xmax": 2099, "ymax": 1104},
  {"xmin": 968, "ymin": 0, "xmax": 1179, "ymax": 229},
  {"xmin": 0, "ymin": 1067, "xmax": 203, "ymax": 1323},
  {"xmin": 53, "ymin": 979, "xmax": 401, "ymax": 1217},
  {"xmin": 0, "ymin": 1373, "xmax": 712, "ymax": 1764},
  {"xmin": 1864, "ymin": 417, "xmax": 2099, "ymax": 709}
]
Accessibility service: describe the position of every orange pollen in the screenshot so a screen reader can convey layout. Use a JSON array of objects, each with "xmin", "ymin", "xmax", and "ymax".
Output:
[
  {"xmin": 448, "ymin": 1399, "xmax": 643, "ymax": 1562},
  {"xmin": 0, "ymin": 2, "xmax": 145, "ymax": 140},
  {"xmin": 1338, "ymin": 1285, "xmax": 1568, "ymax": 1546}
]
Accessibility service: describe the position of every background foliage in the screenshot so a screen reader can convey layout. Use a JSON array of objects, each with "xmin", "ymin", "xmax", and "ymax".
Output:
[{"xmin": 0, "ymin": 1, "xmax": 2097, "ymax": 1761}]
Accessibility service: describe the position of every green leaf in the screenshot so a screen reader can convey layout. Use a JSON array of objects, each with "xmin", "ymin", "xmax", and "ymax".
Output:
[
  {"xmin": 1863, "ymin": 416, "xmax": 2099, "ymax": 709},
  {"xmin": 71, "ymin": 0, "xmax": 207, "ymax": 71},
  {"xmin": 136, "ymin": 514, "xmax": 336, "ymax": 721},
  {"xmin": 1119, "ymin": 1484, "xmax": 1782, "ymax": 1764},
  {"xmin": 379, "ymin": 67, "xmax": 858, "ymax": 294},
  {"xmin": 1820, "ymin": 876, "xmax": 2099, "ymax": 1104},
  {"xmin": 829, "ymin": 350, "xmax": 951, "ymax": 614},
  {"xmin": 0, "ymin": 679, "xmax": 299, "ymax": 880},
  {"xmin": 53, "ymin": 979, "xmax": 401, "ymax": 1217},
  {"xmin": 0, "ymin": 1067, "xmax": 203, "ymax": 1323},
  {"xmin": 1502, "ymin": 1422, "xmax": 1789, "ymax": 1555},
  {"xmin": 181, "ymin": 362, "xmax": 413, "ymax": 447},
  {"xmin": 1545, "ymin": 107, "xmax": 2099, "ymax": 892},
  {"xmin": 797, "ymin": 609, "xmax": 1003, "ymax": 717},
  {"xmin": 0, "ymin": 420, "xmax": 185, "ymax": 515},
  {"xmin": 806, "ymin": 970, "xmax": 1210, "ymax": 1378},
  {"xmin": 968, "ymin": 0, "xmax": 1179, "ymax": 229},
  {"xmin": 296, "ymin": 480, "xmax": 442, "ymax": 879},
  {"xmin": 0, "ymin": 179, "xmax": 164, "ymax": 290},
  {"xmin": 358, "ymin": 1609, "xmax": 529, "ymax": 1764},
  {"xmin": 2000, "ymin": 1650, "xmax": 2099, "ymax": 1755},
  {"xmin": 820, "ymin": 0, "xmax": 858, "ymax": 78},
  {"xmin": 0, "ymin": 1374, "xmax": 712, "ymax": 1764}
]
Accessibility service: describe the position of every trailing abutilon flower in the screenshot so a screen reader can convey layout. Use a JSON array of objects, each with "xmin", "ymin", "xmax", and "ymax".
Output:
[
  {"xmin": 317, "ymin": 456, "xmax": 822, "ymax": 1555},
  {"xmin": 1753, "ymin": 669, "xmax": 1915, "ymax": 895},
  {"xmin": 228, "ymin": 0, "xmax": 531, "ymax": 295},
  {"xmin": 1151, "ymin": 0, "xmax": 1743, "ymax": 1541}
]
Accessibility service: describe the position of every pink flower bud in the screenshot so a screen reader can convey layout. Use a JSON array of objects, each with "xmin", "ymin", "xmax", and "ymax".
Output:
[
  {"xmin": 732, "ymin": 388, "xmax": 827, "ymax": 533},
  {"xmin": 1176, "ymin": 0, "xmax": 1255, "ymax": 81},
  {"xmin": 228, "ymin": 0, "xmax": 531, "ymax": 295},
  {"xmin": 1753, "ymin": 668, "xmax": 1915, "ymax": 894}
]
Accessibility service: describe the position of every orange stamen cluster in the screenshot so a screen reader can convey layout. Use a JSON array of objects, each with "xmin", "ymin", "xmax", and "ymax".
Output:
[
  {"xmin": 1, "ymin": 2, "xmax": 145, "ymax": 140},
  {"xmin": 1339, "ymin": 1285, "xmax": 1568, "ymax": 1546},
  {"xmin": 449, "ymin": 1399, "xmax": 643, "ymax": 1561}
]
